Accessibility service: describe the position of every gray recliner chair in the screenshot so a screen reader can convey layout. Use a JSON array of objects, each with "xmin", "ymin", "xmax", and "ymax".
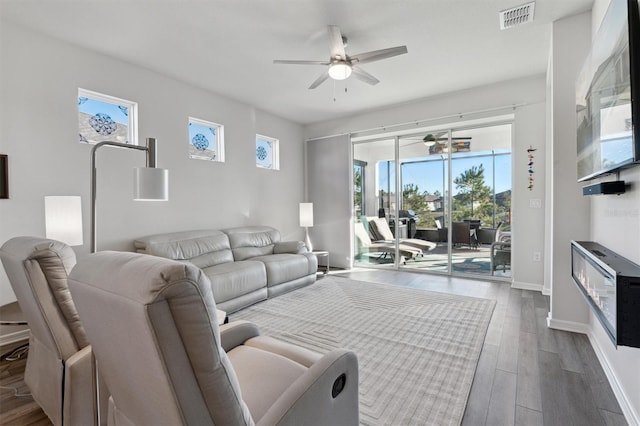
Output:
[
  {"xmin": 68, "ymin": 250, "xmax": 359, "ymax": 426},
  {"xmin": 0, "ymin": 237, "xmax": 106, "ymax": 426}
]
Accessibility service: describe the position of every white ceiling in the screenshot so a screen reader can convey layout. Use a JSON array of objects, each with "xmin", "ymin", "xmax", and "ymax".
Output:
[{"xmin": 1, "ymin": 0, "xmax": 592, "ymax": 125}]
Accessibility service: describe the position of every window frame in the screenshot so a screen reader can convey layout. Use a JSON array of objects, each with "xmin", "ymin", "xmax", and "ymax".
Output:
[
  {"xmin": 78, "ymin": 88, "xmax": 138, "ymax": 145},
  {"xmin": 256, "ymin": 134, "xmax": 280, "ymax": 170},
  {"xmin": 188, "ymin": 117, "xmax": 225, "ymax": 162}
]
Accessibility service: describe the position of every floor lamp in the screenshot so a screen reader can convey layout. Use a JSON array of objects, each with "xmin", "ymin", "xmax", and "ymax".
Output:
[
  {"xmin": 299, "ymin": 202, "xmax": 313, "ymax": 252},
  {"xmin": 90, "ymin": 137, "xmax": 169, "ymax": 253}
]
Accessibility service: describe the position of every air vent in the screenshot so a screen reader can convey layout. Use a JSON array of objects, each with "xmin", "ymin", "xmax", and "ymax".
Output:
[{"xmin": 500, "ymin": 2, "xmax": 536, "ymax": 30}]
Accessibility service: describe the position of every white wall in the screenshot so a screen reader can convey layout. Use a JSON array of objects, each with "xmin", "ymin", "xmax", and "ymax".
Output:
[
  {"xmin": 548, "ymin": 2, "xmax": 640, "ymax": 421},
  {"xmin": 306, "ymin": 75, "xmax": 547, "ymax": 289},
  {"xmin": 547, "ymin": 12, "xmax": 592, "ymax": 327},
  {"xmin": 587, "ymin": 0, "xmax": 640, "ymax": 421},
  {"xmin": 0, "ymin": 21, "xmax": 306, "ymax": 305}
]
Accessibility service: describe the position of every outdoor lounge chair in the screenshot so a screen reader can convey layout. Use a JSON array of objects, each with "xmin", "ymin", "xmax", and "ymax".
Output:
[
  {"xmin": 354, "ymin": 222, "xmax": 421, "ymax": 264},
  {"xmin": 366, "ymin": 217, "xmax": 436, "ymax": 252}
]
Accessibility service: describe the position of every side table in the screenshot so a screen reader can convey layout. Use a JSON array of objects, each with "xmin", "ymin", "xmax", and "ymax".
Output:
[
  {"xmin": 216, "ymin": 309, "xmax": 228, "ymax": 325},
  {"xmin": 312, "ymin": 251, "xmax": 329, "ymax": 276},
  {"xmin": 0, "ymin": 301, "xmax": 30, "ymax": 347}
]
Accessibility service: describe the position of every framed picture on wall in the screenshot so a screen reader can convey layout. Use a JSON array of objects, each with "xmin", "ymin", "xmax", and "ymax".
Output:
[{"xmin": 0, "ymin": 154, "xmax": 8, "ymax": 199}]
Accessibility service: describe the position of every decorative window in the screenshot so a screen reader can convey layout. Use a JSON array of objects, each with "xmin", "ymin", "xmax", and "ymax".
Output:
[
  {"xmin": 188, "ymin": 117, "xmax": 225, "ymax": 162},
  {"xmin": 78, "ymin": 88, "xmax": 137, "ymax": 145},
  {"xmin": 256, "ymin": 134, "xmax": 279, "ymax": 170}
]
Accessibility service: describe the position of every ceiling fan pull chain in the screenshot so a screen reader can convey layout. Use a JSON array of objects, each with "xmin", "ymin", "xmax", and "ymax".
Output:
[{"xmin": 333, "ymin": 79, "xmax": 337, "ymax": 102}]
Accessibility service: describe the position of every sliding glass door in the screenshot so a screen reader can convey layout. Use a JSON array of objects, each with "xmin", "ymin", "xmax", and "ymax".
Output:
[
  {"xmin": 353, "ymin": 139, "xmax": 399, "ymax": 268},
  {"xmin": 352, "ymin": 122, "xmax": 512, "ymax": 279}
]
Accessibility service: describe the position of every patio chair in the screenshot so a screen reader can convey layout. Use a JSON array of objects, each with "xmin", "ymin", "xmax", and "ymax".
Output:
[
  {"xmin": 354, "ymin": 222, "xmax": 421, "ymax": 264},
  {"xmin": 490, "ymin": 232, "xmax": 511, "ymax": 274},
  {"xmin": 476, "ymin": 222, "xmax": 503, "ymax": 245},
  {"xmin": 366, "ymin": 217, "xmax": 436, "ymax": 252},
  {"xmin": 452, "ymin": 221, "xmax": 474, "ymax": 248}
]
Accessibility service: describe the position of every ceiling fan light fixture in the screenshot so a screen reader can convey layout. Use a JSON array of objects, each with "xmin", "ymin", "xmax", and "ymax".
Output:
[{"xmin": 328, "ymin": 62, "xmax": 352, "ymax": 80}]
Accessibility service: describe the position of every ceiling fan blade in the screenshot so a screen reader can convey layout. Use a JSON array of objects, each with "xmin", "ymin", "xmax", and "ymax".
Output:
[
  {"xmin": 309, "ymin": 70, "xmax": 330, "ymax": 89},
  {"xmin": 273, "ymin": 60, "xmax": 330, "ymax": 65},
  {"xmin": 327, "ymin": 25, "xmax": 346, "ymax": 59},
  {"xmin": 351, "ymin": 66, "xmax": 380, "ymax": 85},
  {"xmin": 351, "ymin": 46, "xmax": 408, "ymax": 65}
]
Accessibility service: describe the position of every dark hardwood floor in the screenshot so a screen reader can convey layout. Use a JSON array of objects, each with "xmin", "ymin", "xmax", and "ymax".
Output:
[
  {"xmin": 0, "ymin": 268, "xmax": 628, "ymax": 425},
  {"xmin": 0, "ymin": 341, "xmax": 50, "ymax": 425}
]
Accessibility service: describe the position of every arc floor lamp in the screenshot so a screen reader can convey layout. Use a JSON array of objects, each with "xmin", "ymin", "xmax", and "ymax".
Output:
[{"xmin": 90, "ymin": 137, "xmax": 169, "ymax": 253}]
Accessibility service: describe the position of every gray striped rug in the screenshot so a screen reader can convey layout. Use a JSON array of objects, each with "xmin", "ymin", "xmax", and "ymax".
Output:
[{"xmin": 230, "ymin": 276, "xmax": 496, "ymax": 426}]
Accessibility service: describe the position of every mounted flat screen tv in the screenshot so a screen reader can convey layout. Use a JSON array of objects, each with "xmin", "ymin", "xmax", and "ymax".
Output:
[{"xmin": 576, "ymin": 0, "xmax": 640, "ymax": 182}]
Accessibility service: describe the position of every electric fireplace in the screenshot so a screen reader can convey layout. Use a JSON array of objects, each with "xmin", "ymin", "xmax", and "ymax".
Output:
[{"xmin": 571, "ymin": 241, "xmax": 640, "ymax": 348}]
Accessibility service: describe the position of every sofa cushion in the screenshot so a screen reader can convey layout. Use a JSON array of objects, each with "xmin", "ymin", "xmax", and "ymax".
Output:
[
  {"xmin": 135, "ymin": 230, "xmax": 234, "ymax": 268},
  {"xmin": 251, "ymin": 253, "xmax": 316, "ymax": 287},
  {"xmin": 202, "ymin": 261, "xmax": 266, "ymax": 304},
  {"xmin": 224, "ymin": 226, "xmax": 281, "ymax": 261},
  {"xmin": 273, "ymin": 241, "xmax": 306, "ymax": 254}
]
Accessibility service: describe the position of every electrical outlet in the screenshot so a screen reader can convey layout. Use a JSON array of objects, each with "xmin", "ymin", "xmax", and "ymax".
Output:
[
  {"xmin": 533, "ymin": 251, "xmax": 541, "ymax": 262},
  {"xmin": 530, "ymin": 198, "xmax": 542, "ymax": 209}
]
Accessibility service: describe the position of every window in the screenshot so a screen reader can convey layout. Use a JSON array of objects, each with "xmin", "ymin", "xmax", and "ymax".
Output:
[
  {"xmin": 188, "ymin": 117, "xmax": 225, "ymax": 162},
  {"xmin": 78, "ymin": 88, "xmax": 137, "ymax": 145},
  {"xmin": 256, "ymin": 134, "xmax": 279, "ymax": 170}
]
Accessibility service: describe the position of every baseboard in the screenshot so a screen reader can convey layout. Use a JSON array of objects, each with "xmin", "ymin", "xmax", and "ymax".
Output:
[
  {"xmin": 586, "ymin": 327, "xmax": 640, "ymax": 425},
  {"xmin": 512, "ymin": 280, "xmax": 543, "ymax": 292},
  {"xmin": 0, "ymin": 328, "xmax": 30, "ymax": 346},
  {"xmin": 546, "ymin": 314, "xmax": 589, "ymax": 334},
  {"xmin": 545, "ymin": 315, "xmax": 639, "ymax": 424}
]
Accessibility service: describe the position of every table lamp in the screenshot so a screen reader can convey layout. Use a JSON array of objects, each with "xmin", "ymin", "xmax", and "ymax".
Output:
[
  {"xmin": 45, "ymin": 196, "xmax": 83, "ymax": 246},
  {"xmin": 299, "ymin": 202, "xmax": 313, "ymax": 251}
]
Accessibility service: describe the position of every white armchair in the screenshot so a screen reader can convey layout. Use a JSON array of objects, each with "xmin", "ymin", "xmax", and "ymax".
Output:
[{"xmin": 68, "ymin": 251, "xmax": 359, "ymax": 425}]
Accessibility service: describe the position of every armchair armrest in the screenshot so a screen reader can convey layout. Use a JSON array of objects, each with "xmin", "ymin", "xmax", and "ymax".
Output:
[
  {"xmin": 274, "ymin": 241, "xmax": 307, "ymax": 254},
  {"xmin": 64, "ymin": 345, "xmax": 99, "ymax": 425},
  {"xmin": 219, "ymin": 320, "xmax": 261, "ymax": 352},
  {"xmin": 257, "ymin": 349, "xmax": 359, "ymax": 426}
]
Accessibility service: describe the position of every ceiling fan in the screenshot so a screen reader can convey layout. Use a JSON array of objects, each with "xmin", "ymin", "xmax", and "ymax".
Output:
[{"xmin": 274, "ymin": 25, "xmax": 408, "ymax": 89}]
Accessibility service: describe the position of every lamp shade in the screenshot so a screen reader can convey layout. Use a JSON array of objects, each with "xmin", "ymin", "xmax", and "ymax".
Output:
[
  {"xmin": 328, "ymin": 63, "xmax": 352, "ymax": 80},
  {"xmin": 133, "ymin": 167, "xmax": 169, "ymax": 201},
  {"xmin": 299, "ymin": 202, "xmax": 314, "ymax": 227},
  {"xmin": 45, "ymin": 196, "xmax": 83, "ymax": 246}
]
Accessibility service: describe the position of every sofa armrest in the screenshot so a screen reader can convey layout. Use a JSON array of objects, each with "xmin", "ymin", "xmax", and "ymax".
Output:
[
  {"xmin": 219, "ymin": 320, "xmax": 261, "ymax": 352},
  {"xmin": 274, "ymin": 241, "xmax": 307, "ymax": 254},
  {"xmin": 257, "ymin": 349, "xmax": 359, "ymax": 426}
]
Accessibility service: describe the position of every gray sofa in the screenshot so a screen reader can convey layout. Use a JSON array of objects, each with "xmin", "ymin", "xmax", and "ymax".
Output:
[{"xmin": 134, "ymin": 226, "xmax": 318, "ymax": 313}]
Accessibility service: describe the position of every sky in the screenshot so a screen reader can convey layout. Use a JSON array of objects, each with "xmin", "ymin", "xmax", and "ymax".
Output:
[
  {"xmin": 378, "ymin": 150, "xmax": 512, "ymax": 196},
  {"xmin": 78, "ymin": 97, "xmax": 129, "ymax": 125}
]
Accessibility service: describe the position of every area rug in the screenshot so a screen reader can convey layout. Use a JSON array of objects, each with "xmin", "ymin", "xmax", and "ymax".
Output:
[{"xmin": 230, "ymin": 276, "xmax": 496, "ymax": 425}]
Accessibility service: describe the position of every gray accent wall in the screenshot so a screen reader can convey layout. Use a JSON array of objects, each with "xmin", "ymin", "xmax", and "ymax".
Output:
[
  {"xmin": 306, "ymin": 135, "xmax": 352, "ymax": 269},
  {"xmin": 0, "ymin": 21, "xmax": 305, "ymax": 304}
]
